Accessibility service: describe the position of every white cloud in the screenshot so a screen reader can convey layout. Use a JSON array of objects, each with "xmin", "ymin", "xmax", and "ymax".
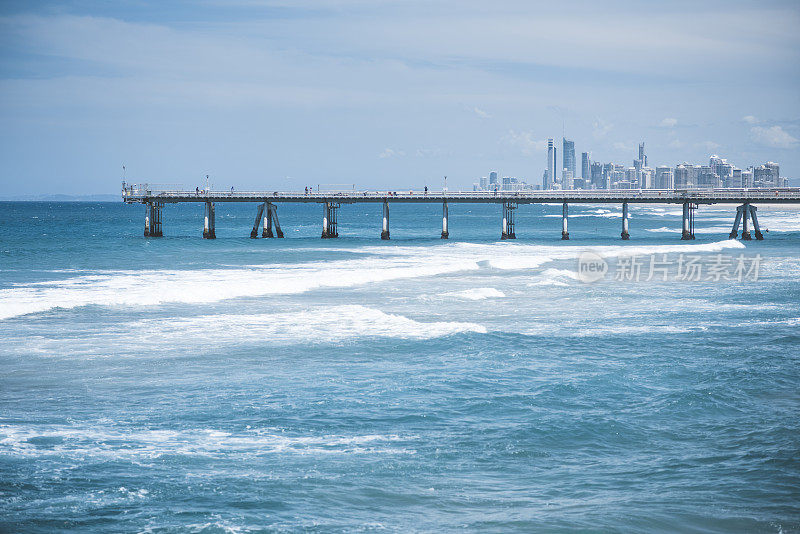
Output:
[
  {"xmin": 592, "ymin": 118, "xmax": 613, "ymax": 139},
  {"xmin": 612, "ymin": 141, "xmax": 632, "ymax": 151},
  {"xmin": 473, "ymin": 107, "xmax": 491, "ymax": 119},
  {"xmin": 750, "ymin": 125, "xmax": 799, "ymax": 149},
  {"xmin": 378, "ymin": 148, "xmax": 405, "ymax": 158},
  {"xmin": 668, "ymin": 139, "xmax": 685, "ymax": 148},
  {"xmin": 742, "ymin": 115, "xmax": 759, "ymax": 124},
  {"xmin": 503, "ymin": 130, "xmax": 547, "ymax": 155},
  {"xmin": 696, "ymin": 141, "xmax": 721, "ymax": 150},
  {"xmin": 660, "ymin": 117, "xmax": 678, "ymax": 128}
]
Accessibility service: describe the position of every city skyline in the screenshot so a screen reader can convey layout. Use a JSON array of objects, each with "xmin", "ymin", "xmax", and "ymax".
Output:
[
  {"xmin": 1, "ymin": 0, "xmax": 799, "ymax": 195},
  {"xmin": 475, "ymin": 136, "xmax": 786, "ymax": 191}
]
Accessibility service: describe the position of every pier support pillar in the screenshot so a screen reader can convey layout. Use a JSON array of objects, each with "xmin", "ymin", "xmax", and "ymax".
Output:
[
  {"xmin": 381, "ymin": 200, "xmax": 390, "ymax": 240},
  {"xmin": 621, "ymin": 201, "xmax": 630, "ymax": 240},
  {"xmin": 561, "ymin": 202, "xmax": 569, "ymax": 240},
  {"xmin": 750, "ymin": 205, "xmax": 763, "ymax": 240},
  {"xmin": 681, "ymin": 202, "xmax": 695, "ymax": 240},
  {"xmin": 203, "ymin": 201, "xmax": 216, "ymax": 239},
  {"xmin": 268, "ymin": 203, "xmax": 283, "ymax": 238},
  {"xmin": 441, "ymin": 201, "xmax": 449, "ymax": 239},
  {"xmin": 262, "ymin": 202, "xmax": 273, "ymax": 238},
  {"xmin": 729, "ymin": 205, "xmax": 744, "ymax": 239},
  {"xmin": 144, "ymin": 202, "xmax": 163, "ymax": 237},
  {"xmin": 741, "ymin": 202, "xmax": 751, "ymax": 240},
  {"xmin": 251, "ymin": 203, "xmax": 266, "ymax": 238},
  {"xmin": 322, "ymin": 202, "xmax": 339, "ymax": 238},
  {"xmin": 501, "ymin": 202, "xmax": 516, "ymax": 240}
]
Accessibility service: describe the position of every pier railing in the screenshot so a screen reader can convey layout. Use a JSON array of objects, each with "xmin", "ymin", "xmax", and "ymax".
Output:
[{"xmin": 122, "ymin": 185, "xmax": 800, "ymax": 204}]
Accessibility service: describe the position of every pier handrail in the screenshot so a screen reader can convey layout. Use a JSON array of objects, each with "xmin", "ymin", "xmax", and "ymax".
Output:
[{"xmin": 122, "ymin": 185, "xmax": 800, "ymax": 204}]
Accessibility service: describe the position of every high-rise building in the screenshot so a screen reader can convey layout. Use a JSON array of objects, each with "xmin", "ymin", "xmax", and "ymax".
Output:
[
  {"xmin": 742, "ymin": 168, "xmax": 754, "ymax": 188},
  {"xmin": 709, "ymin": 155, "xmax": 734, "ymax": 187},
  {"xmin": 674, "ymin": 163, "xmax": 700, "ymax": 188},
  {"xmin": 590, "ymin": 161, "xmax": 604, "ymax": 189},
  {"xmin": 602, "ymin": 163, "xmax": 614, "ymax": 189},
  {"xmin": 581, "ymin": 152, "xmax": 590, "ymax": 180},
  {"xmin": 554, "ymin": 146, "xmax": 558, "ymax": 187},
  {"xmin": 563, "ymin": 138, "xmax": 576, "ymax": 182},
  {"xmin": 697, "ymin": 166, "xmax": 721, "ymax": 189},
  {"xmin": 640, "ymin": 168, "xmax": 655, "ymax": 189},
  {"xmin": 489, "ymin": 171, "xmax": 498, "ymax": 187},
  {"xmin": 674, "ymin": 164, "xmax": 690, "ymax": 188},
  {"xmin": 731, "ymin": 168, "xmax": 742, "ymax": 188},
  {"xmin": 753, "ymin": 162, "xmax": 780, "ymax": 187},
  {"xmin": 638, "ymin": 142, "xmax": 647, "ymax": 168},
  {"xmin": 562, "ymin": 168, "xmax": 573, "ymax": 190},
  {"xmin": 655, "ymin": 166, "xmax": 674, "ymax": 189},
  {"xmin": 767, "ymin": 162, "xmax": 780, "ymax": 186},
  {"xmin": 479, "ymin": 176, "xmax": 488, "ymax": 190},
  {"xmin": 545, "ymin": 139, "xmax": 554, "ymax": 189}
]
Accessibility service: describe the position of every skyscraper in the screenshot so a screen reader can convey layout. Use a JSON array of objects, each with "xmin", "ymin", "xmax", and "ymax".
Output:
[
  {"xmin": 545, "ymin": 139, "xmax": 554, "ymax": 189},
  {"xmin": 638, "ymin": 142, "xmax": 646, "ymax": 168},
  {"xmin": 563, "ymin": 138, "xmax": 576, "ymax": 181},
  {"xmin": 581, "ymin": 152, "xmax": 590, "ymax": 181},
  {"xmin": 590, "ymin": 161, "xmax": 603, "ymax": 189},
  {"xmin": 655, "ymin": 166, "xmax": 674, "ymax": 189},
  {"xmin": 753, "ymin": 162, "xmax": 780, "ymax": 187},
  {"xmin": 489, "ymin": 171, "xmax": 498, "ymax": 190}
]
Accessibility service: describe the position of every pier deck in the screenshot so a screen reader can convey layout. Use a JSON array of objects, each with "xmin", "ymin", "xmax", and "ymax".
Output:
[
  {"xmin": 123, "ymin": 187, "xmax": 800, "ymax": 205},
  {"xmin": 122, "ymin": 185, "xmax": 800, "ymax": 241}
]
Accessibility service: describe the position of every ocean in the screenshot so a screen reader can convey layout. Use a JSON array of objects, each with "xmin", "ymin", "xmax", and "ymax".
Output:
[{"xmin": 1, "ymin": 200, "xmax": 798, "ymax": 533}]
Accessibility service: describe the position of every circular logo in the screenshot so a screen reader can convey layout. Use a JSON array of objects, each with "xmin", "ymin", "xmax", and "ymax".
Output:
[{"xmin": 577, "ymin": 251, "xmax": 608, "ymax": 283}]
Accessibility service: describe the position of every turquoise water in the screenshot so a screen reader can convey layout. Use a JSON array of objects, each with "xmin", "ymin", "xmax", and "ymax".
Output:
[{"xmin": 1, "ymin": 200, "xmax": 799, "ymax": 532}]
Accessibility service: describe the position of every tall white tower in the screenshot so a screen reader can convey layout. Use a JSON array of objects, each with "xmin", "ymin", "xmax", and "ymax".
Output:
[{"xmin": 546, "ymin": 138, "xmax": 555, "ymax": 189}]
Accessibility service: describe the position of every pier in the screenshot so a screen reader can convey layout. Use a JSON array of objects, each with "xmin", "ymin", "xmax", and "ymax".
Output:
[{"xmin": 123, "ymin": 185, "xmax": 800, "ymax": 240}]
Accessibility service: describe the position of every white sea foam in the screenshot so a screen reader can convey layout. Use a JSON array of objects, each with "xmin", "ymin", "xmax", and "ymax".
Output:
[
  {"xmin": 526, "ymin": 268, "xmax": 580, "ymax": 287},
  {"xmin": 441, "ymin": 288, "xmax": 506, "ymax": 300},
  {"xmin": 543, "ymin": 212, "xmax": 623, "ymax": 218},
  {"xmin": 134, "ymin": 305, "xmax": 487, "ymax": 344},
  {"xmin": 0, "ymin": 424, "xmax": 417, "ymax": 459},
  {"xmin": 567, "ymin": 324, "xmax": 708, "ymax": 337},
  {"xmin": 0, "ymin": 255, "xmax": 481, "ymax": 320},
  {"xmin": 645, "ymin": 226, "xmax": 734, "ymax": 234},
  {"xmin": 0, "ymin": 239, "xmax": 746, "ymax": 320},
  {"xmin": 5, "ymin": 305, "xmax": 486, "ymax": 356}
]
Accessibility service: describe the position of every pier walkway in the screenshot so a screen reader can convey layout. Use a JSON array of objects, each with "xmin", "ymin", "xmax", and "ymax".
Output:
[{"xmin": 123, "ymin": 185, "xmax": 800, "ymax": 241}]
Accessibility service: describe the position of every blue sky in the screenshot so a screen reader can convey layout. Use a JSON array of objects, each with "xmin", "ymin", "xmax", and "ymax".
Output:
[{"xmin": 1, "ymin": 0, "xmax": 799, "ymax": 194}]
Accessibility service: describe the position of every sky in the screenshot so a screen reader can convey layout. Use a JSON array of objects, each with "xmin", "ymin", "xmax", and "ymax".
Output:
[{"xmin": 1, "ymin": 0, "xmax": 799, "ymax": 195}]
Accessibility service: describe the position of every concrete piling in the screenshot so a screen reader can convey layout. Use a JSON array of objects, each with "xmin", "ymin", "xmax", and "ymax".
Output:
[
  {"xmin": 681, "ymin": 202, "xmax": 695, "ymax": 240},
  {"xmin": 441, "ymin": 201, "xmax": 449, "ymax": 239},
  {"xmin": 741, "ymin": 202, "xmax": 751, "ymax": 240},
  {"xmin": 501, "ymin": 202, "xmax": 516, "ymax": 240},
  {"xmin": 322, "ymin": 202, "xmax": 339, "ymax": 238},
  {"xmin": 269, "ymin": 203, "xmax": 283, "ymax": 238},
  {"xmin": 251, "ymin": 203, "xmax": 265, "ymax": 238},
  {"xmin": 381, "ymin": 200, "xmax": 390, "ymax": 240},
  {"xmin": 750, "ymin": 205, "xmax": 763, "ymax": 240},
  {"xmin": 621, "ymin": 201, "xmax": 630, "ymax": 240},
  {"xmin": 203, "ymin": 201, "xmax": 216, "ymax": 239},
  {"xmin": 145, "ymin": 202, "xmax": 163, "ymax": 237}
]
